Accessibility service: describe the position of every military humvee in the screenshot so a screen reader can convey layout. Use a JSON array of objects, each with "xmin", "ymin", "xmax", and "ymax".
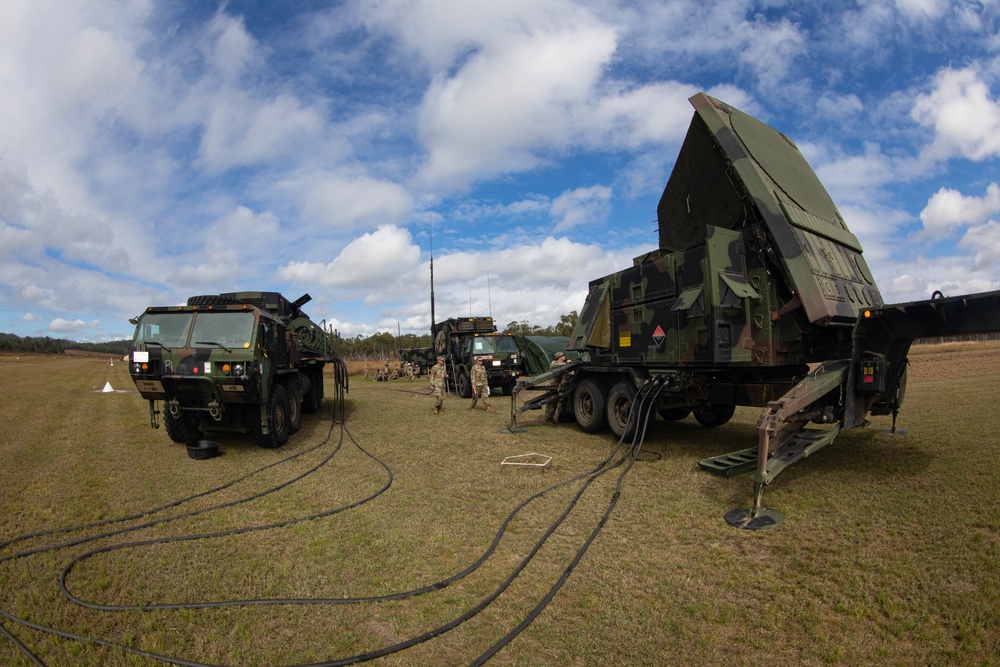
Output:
[{"xmin": 128, "ymin": 292, "xmax": 347, "ymax": 448}]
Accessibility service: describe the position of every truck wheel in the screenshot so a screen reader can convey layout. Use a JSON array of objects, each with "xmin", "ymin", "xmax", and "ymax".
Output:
[
  {"xmin": 255, "ymin": 385, "xmax": 290, "ymax": 449},
  {"xmin": 693, "ymin": 403, "xmax": 736, "ymax": 427},
  {"xmin": 574, "ymin": 379, "xmax": 607, "ymax": 433},
  {"xmin": 657, "ymin": 408, "xmax": 691, "ymax": 422},
  {"xmin": 606, "ymin": 381, "xmax": 637, "ymax": 439},
  {"xmin": 457, "ymin": 372, "xmax": 472, "ymax": 399},
  {"xmin": 287, "ymin": 381, "xmax": 302, "ymax": 434},
  {"xmin": 164, "ymin": 411, "xmax": 199, "ymax": 444}
]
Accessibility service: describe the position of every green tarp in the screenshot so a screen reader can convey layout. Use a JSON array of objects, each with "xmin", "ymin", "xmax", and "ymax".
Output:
[{"xmin": 515, "ymin": 336, "xmax": 569, "ymax": 376}]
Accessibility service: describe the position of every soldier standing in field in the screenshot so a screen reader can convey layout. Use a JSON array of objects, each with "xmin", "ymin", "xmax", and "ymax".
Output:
[
  {"xmin": 469, "ymin": 357, "xmax": 494, "ymax": 412},
  {"xmin": 429, "ymin": 356, "xmax": 448, "ymax": 414},
  {"xmin": 545, "ymin": 351, "xmax": 569, "ymax": 426}
]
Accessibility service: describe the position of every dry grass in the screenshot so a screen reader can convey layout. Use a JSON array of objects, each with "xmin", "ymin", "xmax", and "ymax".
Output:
[{"xmin": 0, "ymin": 346, "xmax": 998, "ymax": 666}]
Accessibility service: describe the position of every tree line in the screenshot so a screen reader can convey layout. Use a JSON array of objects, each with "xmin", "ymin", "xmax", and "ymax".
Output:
[{"xmin": 0, "ymin": 332, "xmax": 132, "ymax": 356}]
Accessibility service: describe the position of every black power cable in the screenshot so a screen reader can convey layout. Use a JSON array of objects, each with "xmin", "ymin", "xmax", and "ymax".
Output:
[{"xmin": 2, "ymin": 362, "xmax": 665, "ymax": 666}]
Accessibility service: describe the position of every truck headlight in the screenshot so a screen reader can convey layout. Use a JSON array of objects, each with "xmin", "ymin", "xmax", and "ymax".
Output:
[{"xmin": 233, "ymin": 363, "xmax": 245, "ymax": 377}]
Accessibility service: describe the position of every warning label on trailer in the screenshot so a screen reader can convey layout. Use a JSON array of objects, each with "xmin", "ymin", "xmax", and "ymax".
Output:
[
  {"xmin": 619, "ymin": 331, "xmax": 631, "ymax": 347},
  {"xmin": 652, "ymin": 325, "xmax": 665, "ymax": 347}
]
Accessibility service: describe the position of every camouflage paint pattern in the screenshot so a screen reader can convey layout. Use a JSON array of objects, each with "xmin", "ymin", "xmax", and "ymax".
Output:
[{"xmin": 568, "ymin": 92, "xmax": 884, "ymax": 410}]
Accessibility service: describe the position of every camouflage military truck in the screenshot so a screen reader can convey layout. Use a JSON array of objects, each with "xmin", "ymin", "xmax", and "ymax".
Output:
[
  {"xmin": 128, "ymin": 292, "xmax": 347, "ymax": 449},
  {"xmin": 400, "ymin": 316, "xmax": 524, "ymax": 397},
  {"xmin": 515, "ymin": 93, "xmax": 1000, "ymax": 526}
]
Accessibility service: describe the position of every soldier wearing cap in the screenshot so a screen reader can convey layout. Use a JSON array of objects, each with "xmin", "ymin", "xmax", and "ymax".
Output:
[
  {"xmin": 469, "ymin": 357, "xmax": 494, "ymax": 412},
  {"xmin": 545, "ymin": 351, "xmax": 569, "ymax": 425},
  {"xmin": 429, "ymin": 355, "xmax": 448, "ymax": 414}
]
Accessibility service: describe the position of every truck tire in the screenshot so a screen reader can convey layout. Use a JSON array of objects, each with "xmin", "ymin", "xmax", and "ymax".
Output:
[
  {"xmin": 457, "ymin": 371, "xmax": 472, "ymax": 399},
  {"xmin": 255, "ymin": 384, "xmax": 290, "ymax": 449},
  {"xmin": 302, "ymin": 368, "xmax": 323, "ymax": 413},
  {"xmin": 693, "ymin": 403, "xmax": 736, "ymax": 427},
  {"xmin": 574, "ymin": 379, "xmax": 607, "ymax": 433},
  {"xmin": 606, "ymin": 381, "xmax": 637, "ymax": 440},
  {"xmin": 287, "ymin": 380, "xmax": 302, "ymax": 434},
  {"xmin": 164, "ymin": 411, "xmax": 199, "ymax": 444}
]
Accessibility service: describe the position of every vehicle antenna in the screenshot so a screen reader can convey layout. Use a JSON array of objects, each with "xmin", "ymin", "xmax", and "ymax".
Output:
[
  {"xmin": 488, "ymin": 271, "xmax": 493, "ymax": 320},
  {"xmin": 429, "ymin": 220, "xmax": 436, "ymax": 337}
]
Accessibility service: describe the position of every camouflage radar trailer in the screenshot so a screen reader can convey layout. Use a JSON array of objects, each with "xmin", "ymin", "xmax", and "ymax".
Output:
[
  {"xmin": 515, "ymin": 93, "xmax": 1000, "ymax": 528},
  {"xmin": 128, "ymin": 292, "xmax": 347, "ymax": 449}
]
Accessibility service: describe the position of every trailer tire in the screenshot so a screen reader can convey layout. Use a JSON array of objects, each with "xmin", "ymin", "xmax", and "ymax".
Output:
[
  {"xmin": 287, "ymin": 380, "xmax": 302, "ymax": 434},
  {"xmin": 657, "ymin": 408, "xmax": 691, "ymax": 422},
  {"xmin": 693, "ymin": 403, "xmax": 736, "ymax": 427},
  {"xmin": 606, "ymin": 381, "xmax": 637, "ymax": 439},
  {"xmin": 457, "ymin": 372, "xmax": 472, "ymax": 399},
  {"xmin": 255, "ymin": 384, "xmax": 290, "ymax": 449},
  {"xmin": 573, "ymin": 379, "xmax": 607, "ymax": 432}
]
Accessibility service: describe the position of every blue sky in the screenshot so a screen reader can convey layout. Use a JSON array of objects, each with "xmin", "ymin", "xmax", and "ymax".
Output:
[{"xmin": 1, "ymin": 0, "xmax": 998, "ymax": 342}]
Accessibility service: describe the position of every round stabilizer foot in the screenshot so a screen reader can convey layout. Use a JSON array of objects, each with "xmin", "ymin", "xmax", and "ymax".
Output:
[{"xmin": 725, "ymin": 507, "xmax": 785, "ymax": 530}]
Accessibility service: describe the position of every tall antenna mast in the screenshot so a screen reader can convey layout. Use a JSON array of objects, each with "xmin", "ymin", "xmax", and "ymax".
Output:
[
  {"xmin": 487, "ymin": 271, "xmax": 492, "ymax": 320},
  {"xmin": 429, "ymin": 221, "xmax": 436, "ymax": 336}
]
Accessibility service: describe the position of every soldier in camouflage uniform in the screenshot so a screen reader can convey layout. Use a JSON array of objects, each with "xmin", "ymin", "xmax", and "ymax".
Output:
[
  {"xmin": 545, "ymin": 351, "xmax": 569, "ymax": 426},
  {"xmin": 429, "ymin": 356, "xmax": 448, "ymax": 414},
  {"xmin": 468, "ymin": 357, "xmax": 494, "ymax": 412}
]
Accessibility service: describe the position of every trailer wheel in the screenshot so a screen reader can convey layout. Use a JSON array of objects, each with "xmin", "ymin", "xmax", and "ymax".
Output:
[
  {"xmin": 287, "ymin": 381, "xmax": 302, "ymax": 434},
  {"xmin": 606, "ymin": 381, "xmax": 637, "ymax": 439},
  {"xmin": 693, "ymin": 403, "xmax": 736, "ymax": 427},
  {"xmin": 657, "ymin": 408, "xmax": 691, "ymax": 422},
  {"xmin": 457, "ymin": 372, "xmax": 472, "ymax": 399},
  {"xmin": 574, "ymin": 379, "xmax": 607, "ymax": 433},
  {"xmin": 255, "ymin": 384, "xmax": 290, "ymax": 449}
]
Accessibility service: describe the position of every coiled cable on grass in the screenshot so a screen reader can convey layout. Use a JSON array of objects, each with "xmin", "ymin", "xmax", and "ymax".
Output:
[{"xmin": 3, "ymin": 370, "xmax": 667, "ymax": 666}]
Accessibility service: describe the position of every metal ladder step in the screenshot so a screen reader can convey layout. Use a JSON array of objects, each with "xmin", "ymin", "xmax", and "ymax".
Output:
[
  {"xmin": 698, "ymin": 448, "xmax": 757, "ymax": 477},
  {"xmin": 698, "ymin": 425, "xmax": 842, "ymax": 480}
]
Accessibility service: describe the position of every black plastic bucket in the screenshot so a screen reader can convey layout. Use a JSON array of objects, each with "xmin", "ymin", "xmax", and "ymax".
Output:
[{"xmin": 187, "ymin": 440, "xmax": 220, "ymax": 460}]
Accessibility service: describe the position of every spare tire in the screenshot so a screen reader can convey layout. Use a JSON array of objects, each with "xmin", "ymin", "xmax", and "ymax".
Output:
[{"xmin": 186, "ymin": 295, "xmax": 245, "ymax": 306}]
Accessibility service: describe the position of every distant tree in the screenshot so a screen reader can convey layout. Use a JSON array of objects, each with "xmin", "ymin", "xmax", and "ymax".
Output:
[
  {"xmin": 547, "ymin": 311, "xmax": 578, "ymax": 337},
  {"xmin": 503, "ymin": 320, "xmax": 541, "ymax": 336},
  {"xmin": 503, "ymin": 312, "xmax": 577, "ymax": 337}
]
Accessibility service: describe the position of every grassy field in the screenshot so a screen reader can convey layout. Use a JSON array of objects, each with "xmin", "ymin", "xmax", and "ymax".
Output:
[{"xmin": 0, "ymin": 343, "xmax": 998, "ymax": 666}]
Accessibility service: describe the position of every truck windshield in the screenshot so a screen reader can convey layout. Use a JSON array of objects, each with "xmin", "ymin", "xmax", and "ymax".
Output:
[
  {"xmin": 134, "ymin": 312, "xmax": 195, "ymax": 349},
  {"xmin": 495, "ymin": 336, "xmax": 518, "ymax": 354},
  {"xmin": 472, "ymin": 336, "xmax": 495, "ymax": 354},
  {"xmin": 472, "ymin": 335, "xmax": 519, "ymax": 355},
  {"xmin": 190, "ymin": 312, "xmax": 256, "ymax": 350}
]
